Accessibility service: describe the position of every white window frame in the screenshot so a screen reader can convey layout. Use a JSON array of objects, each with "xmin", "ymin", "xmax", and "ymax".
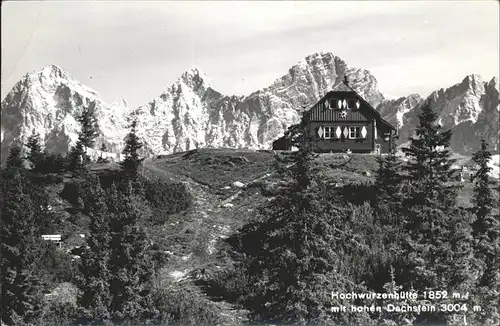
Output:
[
  {"xmin": 349, "ymin": 126, "xmax": 361, "ymax": 139},
  {"xmin": 324, "ymin": 126, "xmax": 334, "ymax": 139}
]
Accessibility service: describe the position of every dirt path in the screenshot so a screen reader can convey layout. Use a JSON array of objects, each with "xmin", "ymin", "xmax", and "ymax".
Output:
[
  {"xmin": 143, "ymin": 162, "xmax": 227, "ymax": 241},
  {"xmin": 143, "ymin": 160, "xmax": 249, "ymax": 324}
]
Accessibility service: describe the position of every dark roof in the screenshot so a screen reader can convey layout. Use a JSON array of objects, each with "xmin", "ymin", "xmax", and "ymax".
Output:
[
  {"xmin": 308, "ymin": 79, "xmax": 396, "ymax": 131},
  {"xmin": 330, "ymin": 82, "xmax": 353, "ymax": 92},
  {"xmin": 272, "ymin": 135, "xmax": 286, "ymax": 143}
]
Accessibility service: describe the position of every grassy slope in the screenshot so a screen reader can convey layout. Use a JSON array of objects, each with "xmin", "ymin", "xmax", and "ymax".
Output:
[
  {"xmin": 143, "ymin": 149, "xmax": 279, "ymax": 324},
  {"xmin": 144, "ymin": 149, "xmax": 499, "ymax": 273},
  {"xmin": 143, "ymin": 151, "xmax": 383, "ymax": 280},
  {"xmin": 48, "ymin": 149, "xmax": 497, "ymax": 276},
  {"xmin": 42, "ymin": 149, "xmax": 499, "ymax": 323}
]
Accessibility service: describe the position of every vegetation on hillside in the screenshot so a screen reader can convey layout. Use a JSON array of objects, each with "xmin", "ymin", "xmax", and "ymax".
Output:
[
  {"xmin": 205, "ymin": 101, "xmax": 500, "ymax": 325},
  {"xmin": 1, "ymin": 101, "xmax": 499, "ymax": 325}
]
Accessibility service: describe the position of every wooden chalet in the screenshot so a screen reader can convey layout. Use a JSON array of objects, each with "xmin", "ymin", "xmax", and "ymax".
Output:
[{"xmin": 272, "ymin": 76, "xmax": 397, "ymax": 154}]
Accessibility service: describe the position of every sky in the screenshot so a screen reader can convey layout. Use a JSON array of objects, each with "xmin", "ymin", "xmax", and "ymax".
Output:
[{"xmin": 1, "ymin": 0, "xmax": 499, "ymax": 108}]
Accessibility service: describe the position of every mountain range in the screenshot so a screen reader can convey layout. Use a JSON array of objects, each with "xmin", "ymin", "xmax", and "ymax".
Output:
[{"xmin": 1, "ymin": 52, "xmax": 499, "ymax": 163}]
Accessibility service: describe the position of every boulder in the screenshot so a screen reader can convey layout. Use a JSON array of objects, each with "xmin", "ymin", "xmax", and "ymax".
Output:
[{"xmin": 232, "ymin": 181, "xmax": 246, "ymax": 188}]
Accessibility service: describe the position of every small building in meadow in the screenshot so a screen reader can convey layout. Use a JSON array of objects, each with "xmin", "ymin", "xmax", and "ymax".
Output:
[{"xmin": 272, "ymin": 76, "xmax": 398, "ymax": 154}]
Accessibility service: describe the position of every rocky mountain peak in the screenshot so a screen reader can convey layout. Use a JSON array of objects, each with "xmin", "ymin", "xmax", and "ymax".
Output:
[
  {"xmin": 2, "ymin": 54, "xmax": 498, "ymax": 163},
  {"xmin": 176, "ymin": 66, "xmax": 212, "ymax": 93},
  {"xmin": 28, "ymin": 64, "xmax": 66, "ymax": 78},
  {"xmin": 376, "ymin": 93, "xmax": 423, "ymax": 129},
  {"xmin": 1, "ymin": 64, "xmax": 130, "ymax": 162},
  {"xmin": 486, "ymin": 76, "xmax": 499, "ymax": 96},
  {"xmin": 14, "ymin": 64, "xmax": 102, "ymax": 103},
  {"xmin": 23, "ymin": 64, "xmax": 69, "ymax": 89},
  {"xmin": 288, "ymin": 52, "xmax": 345, "ymax": 83},
  {"xmin": 488, "ymin": 76, "xmax": 498, "ymax": 87},
  {"xmin": 395, "ymin": 72, "xmax": 499, "ymax": 155},
  {"xmin": 461, "ymin": 73, "xmax": 484, "ymax": 95},
  {"xmin": 302, "ymin": 51, "xmax": 343, "ymax": 70}
]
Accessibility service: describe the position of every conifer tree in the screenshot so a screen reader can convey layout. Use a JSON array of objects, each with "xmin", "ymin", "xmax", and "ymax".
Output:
[
  {"xmin": 397, "ymin": 103, "xmax": 477, "ymax": 324},
  {"xmin": 120, "ymin": 120, "xmax": 144, "ymax": 177},
  {"xmin": 76, "ymin": 174, "xmax": 112, "ymax": 322},
  {"xmin": 77, "ymin": 102, "xmax": 99, "ymax": 150},
  {"xmin": 68, "ymin": 102, "xmax": 99, "ymax": 170},
  {"xmin": 471, "ymin": 138, "xmax": 494, "ymax": 235},
  {"xmin": 6, "ymin": 145, "xmax": 24, "ymax": 169},
  {"xmin": 236, "ymin": 124, "xmax": 369, "ymax": 324},
  {"xmin": 25, "ymin": 133, "xmax": 43, "ymax": 172},
  {"xmin": 0, "ymin": 169, "xmax": 44, "ymax": 325},
  {"xmin": 471, "ymin": 139, "xmax": 500, "ymax": 299},
  {"xmin": 401, "ymin": 101, "xmax": 460, "ymax": 209},
  {"xmin": 379, "ymin": 266, "xmax": 420, "ymax": 325},
  {"xmin": 106, "ymin": 181, "xmax": 155, "ymax": 323},
  {"xmin": 67, "ymin": 140, "xmax": 85, "ymax": 172},
  {"xmin": 375, "ymin": 134, "xmax": 403, "ymax": 213}
]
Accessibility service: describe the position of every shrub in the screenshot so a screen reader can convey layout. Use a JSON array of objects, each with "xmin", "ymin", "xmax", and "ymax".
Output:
[
  {"xmin": 40, "ymin": 283, "xmax": 79, "ymax": 326},
  {"xmin": 31, "ymin": 173, "xmax": 64, "ymax": 185},
  {"xmin": 143, "ymin": 178, "xmax": 192, "ymax": 224},
  {"xmin": 38, "ymin": 247, "xmax": 80, "ymax": 287},
  {"xmin": 38, "ymin": 153, "xmax": 67, "ymax": 174},
  {"xmin": 40, "ymin": 300, "xmax": 78, "ymax": 326},
  {"xmin": 204, "ymin": 268, "xmax": 253, "ymax": 304},
  {"xmin": 60, "ymin": 180, "xmax": 84, "ymax": 208},
  {"xmin": 337, "ymin": 182, "xmax": 377, "ymax": 206},
  {"xmin": 153, "ymin": 285, "xmax": 222, "ymax": 325}
]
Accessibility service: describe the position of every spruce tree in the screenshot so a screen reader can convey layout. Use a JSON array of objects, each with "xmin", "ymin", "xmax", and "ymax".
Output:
[
  {"xmin": 106, "ymin": 181, "xmax": 155, "ymax": 323},
  {"xmin": 77, "ymin": 101, "xmax": 99, "ymax": 150},
  {"xmin": 375, "ymin": 134, "xmax": 403, "ymax": 213},
  {"xmin": 401, "ymin": 101, "xmax": 460, "ymax": 209},
  {"xmin": 120, "ymin": 120, "xmax": 144, "ymax": 177},
  {"xmin": 76, "ymin": 174, "xmax": 112, "ymax": 322},
  {"xmin": 471, "ymin": 138, "xmax": 494, "ymax": 236},
  {"xmin": 236, "ymin": 124, "xmax": 369, "ymax": 324},
  {"xmin": 6, "ymin": 145, "xmax": 24, "ymax": 169},
  {"xmin": 68, "ymin": 102, "xmax": 99, "ymax": 170},
  {"xmin": 0, "ymin": 169, "xmax": 44, "ymax": 325},
  {"xmin": 67, "ymin": 140, "xmax": 85, "ymax": 172},
  {"xmin": 397, "ymin": 103, "xmax": 477, "ymax": 324},
  {"xmin": 471, "ymin": 138, "xmax": 500, "ymax": 311},
  {"xmin": 379, "ymin": 266, "xmax": 420, "ymax": 325},
  {"xmin": 25, "ymin": 133, "xmax": 43, "ymax": 173}
]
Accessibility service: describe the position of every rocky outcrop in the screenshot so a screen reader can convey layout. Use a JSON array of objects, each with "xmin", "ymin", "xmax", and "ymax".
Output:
[
  {"xmin": 131, "ymin": 52, "xmax": 385, "ymax": 154},
  {"xmin": 1, "ymin": 53, "xmax": 498, "ymax": 163},
  {"xmin": 397, "ymin": 75, "xmax": 499, "ymax": 154},
  {"xmin": 1, "ymin": 64, "xmax": 130, "ymax": 161},
  {"xmin": 376, "ymin": 94, "xmax": 423, "ymax": 129}
]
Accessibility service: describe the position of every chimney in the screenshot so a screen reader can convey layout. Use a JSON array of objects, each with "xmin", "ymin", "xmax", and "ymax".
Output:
[{"xmin": 344, "ymin": 75, "xmax": 349, "ymax": 85}]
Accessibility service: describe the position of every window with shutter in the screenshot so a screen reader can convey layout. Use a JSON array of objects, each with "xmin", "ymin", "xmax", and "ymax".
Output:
[
  {"xmin": 324, "ymin": 126, "xmax": 334, "ymax": 139},
  {"xmin": 349, "ymin": 126, "xmax": 362, "ymax": 139}
]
